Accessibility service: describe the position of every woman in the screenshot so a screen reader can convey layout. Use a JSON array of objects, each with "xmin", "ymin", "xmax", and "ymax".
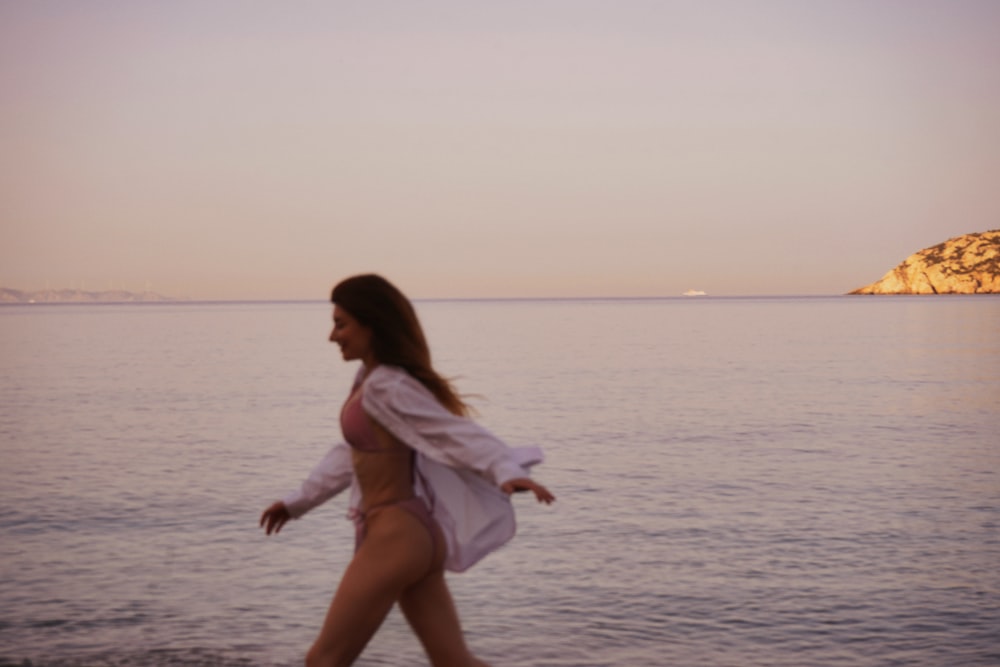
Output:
[{"xmin": 260, "ymin": 274, "xmax": 554, "ymax": 667}]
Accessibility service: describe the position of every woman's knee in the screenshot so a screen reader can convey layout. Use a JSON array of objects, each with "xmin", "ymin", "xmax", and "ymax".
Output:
[
  {"xmin": 304, "ymin": 645, "xmax": 322, "ymax": 667},
  {"xmin": 304, "ymin": 644, "xmax": 327, "ymax": 667},
  {"xmin": 305, "ymin": 643, "xmax": 351, "ymax": 667}
]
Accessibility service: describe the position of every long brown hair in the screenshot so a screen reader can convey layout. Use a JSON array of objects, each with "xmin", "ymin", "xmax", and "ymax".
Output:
[{"xmin": 331, "ymin": 274, "xmax": 468, "ymax": 416}]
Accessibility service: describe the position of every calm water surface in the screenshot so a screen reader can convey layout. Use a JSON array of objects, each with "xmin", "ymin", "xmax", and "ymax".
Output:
[{"xmin": 1, "ymin": 296, "xmax": 998, "ymax": 666}]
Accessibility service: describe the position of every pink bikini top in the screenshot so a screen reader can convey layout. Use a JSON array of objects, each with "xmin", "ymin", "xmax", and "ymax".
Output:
[{"xmin": 341, "ymin": 389, "xmax": 383, "ymax": 452}]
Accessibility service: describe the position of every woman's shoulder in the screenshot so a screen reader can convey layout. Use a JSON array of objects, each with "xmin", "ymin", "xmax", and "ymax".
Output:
[
  {"xmin": 364, "ymin": 364, "xmax": 407, "ymax": 384},
  {"xmin": 363, "ymin": 364, "xmax": 424, "ymax": 396},
  {"xmin": 362, "ymin": 365, "xmax": 447, "ymax": 421}
]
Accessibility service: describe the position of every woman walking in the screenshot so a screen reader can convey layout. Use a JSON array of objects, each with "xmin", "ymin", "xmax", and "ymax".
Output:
[{"xmin": 260, "ymin": 274, "xmax": 554, "ymax": 667}]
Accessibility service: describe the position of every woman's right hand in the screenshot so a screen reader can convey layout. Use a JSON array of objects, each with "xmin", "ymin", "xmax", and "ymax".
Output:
[
  {"xmin": 501, "ymin": 478, "xmax": 556, "ymax": 504},
  {"xmin": 260, "ymin": 501, "xmax": 291, "ymax": 535}
]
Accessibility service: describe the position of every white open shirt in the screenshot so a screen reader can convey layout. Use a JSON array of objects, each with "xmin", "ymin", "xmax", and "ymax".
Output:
[{"xmin": 282, "ymin": 364, "xmax": 544, "ymax": 572}]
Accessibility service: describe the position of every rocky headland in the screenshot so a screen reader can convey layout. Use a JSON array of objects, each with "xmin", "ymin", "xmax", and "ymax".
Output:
[
  {"xmin": 0, "ymin": 287, "xmax": 177, "ymax": 303},
  {"xmin": 849, "ymin": 230, "xmax": 1000, "ymax": 295}
]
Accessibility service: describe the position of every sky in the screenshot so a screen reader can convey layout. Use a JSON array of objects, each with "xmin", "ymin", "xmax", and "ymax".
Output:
[{"xmin": 2, "ymin": 1, "xmax": 999, "ymax": 300}]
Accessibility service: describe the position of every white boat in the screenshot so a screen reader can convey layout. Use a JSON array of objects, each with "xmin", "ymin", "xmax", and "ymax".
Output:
[{"xmin": 682, "ymin": 289, "xmax": 707, "ymax": 296}]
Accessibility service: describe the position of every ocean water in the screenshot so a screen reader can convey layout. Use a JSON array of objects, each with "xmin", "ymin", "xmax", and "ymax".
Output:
[{"xmin": 1, "ymin": 296, "xmax": 998, "ymax": 667}]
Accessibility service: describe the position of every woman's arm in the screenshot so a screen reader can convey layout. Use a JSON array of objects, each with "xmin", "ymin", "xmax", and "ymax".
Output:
[
  {"xmin": 500, "ymin": 477, "xmax": 556, "ymax": 504},
  {"xmin": 363, "ymin": 367, "xmax": 542, "ymax": 487},
  {"xmin": 261, "ymin": 442, "xmax": 353, "ymax": 535},
  {"xmin": 260, "ymin": 501, "xmax": 292, "ymax": 535}
]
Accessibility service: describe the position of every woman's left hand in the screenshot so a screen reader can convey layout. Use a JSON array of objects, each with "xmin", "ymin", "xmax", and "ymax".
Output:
[{"xmin": 501, "ymin": 478, "xmax": 555, "ymax": 504}]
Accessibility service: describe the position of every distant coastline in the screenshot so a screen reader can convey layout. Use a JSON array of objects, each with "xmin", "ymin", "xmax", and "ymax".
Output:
[{"xmin": 0, "ymin": 287, "xmax": 182, "ymax": 304}]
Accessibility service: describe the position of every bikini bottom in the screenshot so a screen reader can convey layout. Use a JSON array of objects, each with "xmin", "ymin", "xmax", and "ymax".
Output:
[{"xmin": 351, "ymin": 496, "xmax": 444, "ymax": 565}]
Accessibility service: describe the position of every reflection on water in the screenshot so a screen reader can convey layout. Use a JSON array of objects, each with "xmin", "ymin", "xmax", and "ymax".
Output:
[{"xmin": 1, "ymin": 297, "xmax": 998, "ymax": 666}]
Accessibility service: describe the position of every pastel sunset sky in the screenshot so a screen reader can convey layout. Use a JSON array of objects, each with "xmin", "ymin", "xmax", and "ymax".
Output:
[{"xmin": 2, "ymin": 1, "xmax": 998, "ymax": 299}]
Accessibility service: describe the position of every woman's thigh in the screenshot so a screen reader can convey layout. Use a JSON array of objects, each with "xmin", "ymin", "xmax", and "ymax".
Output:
[
  {"xmin": 308, "ymin": 507, "xmax": 436, "ymax": 665},
  {"xmin": 399, "ymin": 570, "xmax": 489, "ymax": 667}
]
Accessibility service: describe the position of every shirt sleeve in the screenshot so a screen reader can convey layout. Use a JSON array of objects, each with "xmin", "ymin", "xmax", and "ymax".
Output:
[
  {"xmin": 281, "ymin": 442, "xmax": 354, "ymax": 518},
  {"xmin": 361, "ymin": 367, "xmax": 532, "ymax": 486}
]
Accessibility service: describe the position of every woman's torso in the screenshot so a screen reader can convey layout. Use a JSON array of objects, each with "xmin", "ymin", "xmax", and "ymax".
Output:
[{"xmin": 341, "ymin": 387, "xmax": 415, "ymax": 510}]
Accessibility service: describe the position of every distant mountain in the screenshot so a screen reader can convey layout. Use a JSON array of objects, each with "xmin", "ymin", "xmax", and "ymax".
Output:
[
  {"xmin": 849, "ymin": 230, "xmax": 1000, "ymax": 295},
  {"xmin": 0, "ymin": 287, "xmax": 179, "ymax": 303}
]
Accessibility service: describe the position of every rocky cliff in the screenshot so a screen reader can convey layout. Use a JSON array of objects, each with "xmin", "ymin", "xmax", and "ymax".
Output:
[{"xmin": 849, "ymin": 230, "xmax": 1000, "ymax": 295}]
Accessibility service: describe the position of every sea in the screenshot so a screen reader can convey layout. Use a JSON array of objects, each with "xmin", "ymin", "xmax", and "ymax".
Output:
[{"xmin": 1, "ymin": 296, "xmax": 998, "ymax": 667}]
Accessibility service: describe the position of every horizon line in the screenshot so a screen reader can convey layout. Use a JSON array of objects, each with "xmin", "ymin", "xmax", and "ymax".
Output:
[{"xmin": 0, "ymin": 293, "xmax": 948, "ymax": 306}]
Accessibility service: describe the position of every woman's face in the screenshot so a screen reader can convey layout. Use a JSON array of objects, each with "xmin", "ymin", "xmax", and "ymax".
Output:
[{"xmin": 330, "ymin": 305, "xmax": 374, "ymax": 364}]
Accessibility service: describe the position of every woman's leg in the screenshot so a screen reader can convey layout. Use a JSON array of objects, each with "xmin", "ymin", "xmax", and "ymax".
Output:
[
  {"xmin": 306, "ymin": 506, "xmax": 435, "ymax": 667},
  {"xmin": 398, "ymin": 564, "xmax": 491, "ymax": 666}
]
